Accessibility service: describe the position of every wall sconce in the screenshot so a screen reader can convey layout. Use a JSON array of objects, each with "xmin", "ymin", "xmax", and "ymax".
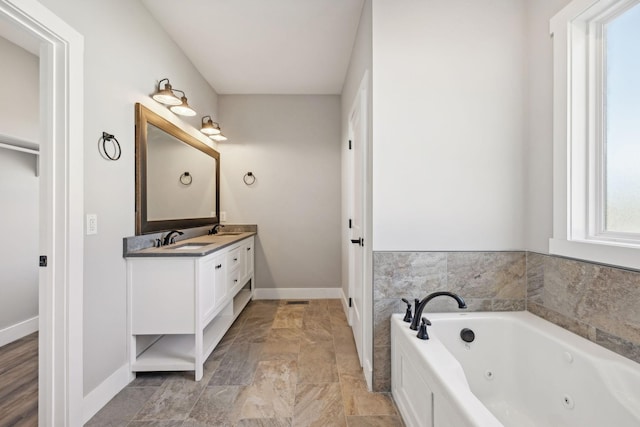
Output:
[
  {"xmin": 152, "ymin": 78, "xmax": 181, "ymax": 106},
  {"xmin": 169, "ymin": 89, "xmax": 197, "ymax": 117},
  {"xmin": 200, "ymin": 116, "xmax": 221, "ymax": 135},
  {"xmin": 210, "ymin": 133, "xmax": 228, "ymax": 142}
]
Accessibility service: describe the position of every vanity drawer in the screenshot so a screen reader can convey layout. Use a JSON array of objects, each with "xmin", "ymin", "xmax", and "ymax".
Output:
[
  {"xmin": 226, "ymin": 247, "xmax": 243, "ymax": 271},
  {"xmin": 228, "ymin": 266, "xmax": 241, "ymax": 293}
]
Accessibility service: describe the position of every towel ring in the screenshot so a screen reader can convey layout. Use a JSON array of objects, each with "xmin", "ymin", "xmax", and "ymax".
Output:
[
  {"xmin": 180, "ymin": 172, "xmax": 193, "ymax": 185},
  {"xmin": 98, "ymin": 131, "xmax": 121, "ymax": 161},
  {"xmin": 243, "ymin": 172, "xmax": 256, "ymax": 186}
]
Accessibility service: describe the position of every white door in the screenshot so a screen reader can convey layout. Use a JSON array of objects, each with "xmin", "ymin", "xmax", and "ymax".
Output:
[{"xmin": 348, "ymin": 80, "xmax": 367, "ymax": 366}]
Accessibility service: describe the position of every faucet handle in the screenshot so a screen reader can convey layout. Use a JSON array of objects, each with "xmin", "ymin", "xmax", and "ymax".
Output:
[
  {"xmin": 417, "ymin": 317, "xmax": 432, "ymax": 340},
  {"xmin": 401, "ymin": 298, "xmax": 413, "ymax": 323}
]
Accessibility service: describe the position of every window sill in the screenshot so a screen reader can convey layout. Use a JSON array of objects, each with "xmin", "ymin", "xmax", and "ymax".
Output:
[{"xmin": 549, "ymin": 238, "xmax": 640, "ymax": 271}]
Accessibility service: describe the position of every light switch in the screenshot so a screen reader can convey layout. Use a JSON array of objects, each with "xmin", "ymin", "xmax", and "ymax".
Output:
[
  {"xmin": 220, "ymin": 211, "xmax": 227, "ymax": 222},
  {"xmin": 87, "ymin": 214, "xmax": 98, "ymax": 235}
]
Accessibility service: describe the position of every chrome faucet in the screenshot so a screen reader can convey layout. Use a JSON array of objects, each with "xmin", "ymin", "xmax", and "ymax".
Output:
[
  {"xmin": 208, "ymin": 224, "xmax": 224, "ymax": 235},
  {"xmin": 162, "ymin": 230, "xmax": 183, "ymax": 246},
  {"xmin": 409, "ymin": 291, "xmax": 467, "ymax": 331}
]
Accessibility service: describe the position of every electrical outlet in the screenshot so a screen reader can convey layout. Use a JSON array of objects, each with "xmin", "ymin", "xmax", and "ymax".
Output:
[
  {"xmin": 86, "ymin": 214, "xmax": 98, "ymax": 235},
  {"xmin": 220, "ymin": 211, "xmax": 227, "ymax": 222}
]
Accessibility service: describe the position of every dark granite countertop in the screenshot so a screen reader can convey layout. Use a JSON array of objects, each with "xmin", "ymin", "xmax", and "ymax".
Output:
[{"xmin": 124, "ymin": 231, "xmax": 256, "ymax": 258}]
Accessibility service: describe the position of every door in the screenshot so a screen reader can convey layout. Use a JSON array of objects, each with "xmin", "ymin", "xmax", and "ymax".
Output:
[{"xmin": 348, "ymin": 78, "xmax": 367, "ymax": 366}]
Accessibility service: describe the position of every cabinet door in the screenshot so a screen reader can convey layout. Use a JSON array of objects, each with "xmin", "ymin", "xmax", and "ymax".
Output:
[
  {"xmin": 244, "ymin": 237, "xmax": 254, "ymax": 280},
  {"xmin": 213, "ymin": 254, "xmax": 227, "ymax": 309},
  {"xmin": 199, "ymin": 256, "xmax": 217, "ymax": 321}
]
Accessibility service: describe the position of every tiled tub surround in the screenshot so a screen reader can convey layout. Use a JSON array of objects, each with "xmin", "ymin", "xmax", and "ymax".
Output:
[
  {"xmin": 373, "ymin": 250, "xmax": 640, "ymax": 392},
  {"xmin": 373, "ymin": 251, "xmax": 526, "ymax": 391},
  {"xmin": 527, "ymin": 252, "xmax": 640, "ymax": 365}
]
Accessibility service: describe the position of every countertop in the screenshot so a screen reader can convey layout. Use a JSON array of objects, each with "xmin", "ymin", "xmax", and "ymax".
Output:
[{"xmin": 124, "ymin": 231, "xmax": 256, "ymax": 258}]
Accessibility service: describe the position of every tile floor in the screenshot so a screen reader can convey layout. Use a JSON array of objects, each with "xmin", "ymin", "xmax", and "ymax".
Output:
[{"xmin": 87, "ymin": 299, "xmax": 404, "ymax": 426}]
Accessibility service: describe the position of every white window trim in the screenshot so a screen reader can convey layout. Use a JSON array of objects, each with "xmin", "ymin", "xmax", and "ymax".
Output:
[{"xmin": 550, "ymin": 0, "xmax": 640, "ymax": 270}]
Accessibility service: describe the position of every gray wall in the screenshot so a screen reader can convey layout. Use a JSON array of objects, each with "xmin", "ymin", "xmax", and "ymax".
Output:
[
  {"xmin": 38, "ymin": 0, "xmax": 220, "ymax": 395},
  {"xmin": 218, "ymin": 95, "xmax": 342, "ymax": 291},
  {"xmin": 0, "ymin": 36, "xmax": 39, "ymax": 338}
]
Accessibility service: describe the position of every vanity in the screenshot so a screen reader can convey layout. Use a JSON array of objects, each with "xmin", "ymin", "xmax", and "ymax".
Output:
[
  {"xmin": 125, "ymin": 102, "xmax": 253, "ymax": 381},
  {"xmin": 125, "ymin": 232, "xmax": 255, "ymax": 381}
]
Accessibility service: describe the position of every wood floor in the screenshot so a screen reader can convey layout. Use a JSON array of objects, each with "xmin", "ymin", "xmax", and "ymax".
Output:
[
  {"xmin": 87, "ymin": 299, "xmax": 404, "ymax": 426},
  {"xmin": 0, "ymin": 332, "xmax": 38, "ymax": 427}
]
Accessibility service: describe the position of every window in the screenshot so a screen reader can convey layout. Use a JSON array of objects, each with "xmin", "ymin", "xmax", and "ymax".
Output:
[
  {"xmin": 603, "ymin": 4, "xmax": 640, "ymax": 235},
  {"xmin": 551, "ymin": 0, "xmax": 640, "ymax": 269}
]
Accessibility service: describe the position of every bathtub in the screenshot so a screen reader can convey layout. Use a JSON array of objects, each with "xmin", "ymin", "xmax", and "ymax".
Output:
[{"xmin": 391, "ymin": 311, "xmax": 640, "ymax": 427}]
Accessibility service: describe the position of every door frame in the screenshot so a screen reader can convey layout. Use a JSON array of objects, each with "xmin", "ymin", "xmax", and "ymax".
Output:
[
  {"xmin": 347, "ymin": 70, "xmax": 372, "ymax": 388},
  {"xmin": 0, "ymin": 1, "xmax": 84, "ymax": 425}
]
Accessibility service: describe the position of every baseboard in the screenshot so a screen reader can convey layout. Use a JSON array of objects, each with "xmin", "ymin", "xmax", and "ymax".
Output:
[
  {"xmin": 363, "ymin": 357, "xmax": 373, "ymax": 390},
  {"xmin": 340, "ymin": 288, "xmax": 351, "ymax": 325},
  {"xmin": 83, "ymin": 363, "xmax": 133, "ymax": 424},
  {"xmin": 0, "ymin": 316, "xmax": 38, "ymax": 347},
  {"xmin": 253, "ymin": 287, "xmax": 343, "ymax": 300}
]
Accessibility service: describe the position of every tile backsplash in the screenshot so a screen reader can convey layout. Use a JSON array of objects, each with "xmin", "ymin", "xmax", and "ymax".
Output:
[{"xmin": 372, "ymin": 250, "xmax": 640, "ymax": 392}]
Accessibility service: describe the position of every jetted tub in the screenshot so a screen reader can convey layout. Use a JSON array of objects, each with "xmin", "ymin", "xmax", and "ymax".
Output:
[{"xmin": 391, "ymin": 311, "xmax": 640, "ymax": 427}]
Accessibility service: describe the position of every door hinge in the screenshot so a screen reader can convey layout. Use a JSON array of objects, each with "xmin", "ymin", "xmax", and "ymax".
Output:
[
  {"xmin": 348, "ymin": 219, "xmax": 352, "ymax": 229},
  {"xmin": 348, "ymin": 140, "xmax": 352, "ymax": 150},
  {"xmin": 39, "ymin": 255, "xmax": 47, "ymax": 267},
  {"xmin": 349, "ymin": 297, "xmax": 352, "ymax": 307}
]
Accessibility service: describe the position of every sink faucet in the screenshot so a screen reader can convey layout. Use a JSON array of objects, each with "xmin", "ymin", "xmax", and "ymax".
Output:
[
  {"xmin": 208, "ymin": 224, "xmax": 224, "ymax": 235},
  {"xmin": 409, "ymin": 291, "xmax": 467, "ymax": 331},
  {"xmin": 162, "ymin": 230, "xmax": 183, "ymax": 246}
]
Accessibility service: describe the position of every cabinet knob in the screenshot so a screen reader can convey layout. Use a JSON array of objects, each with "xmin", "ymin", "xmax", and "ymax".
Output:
[
  {"xmin": 247, "ymin": 247, "xmax": 251, "ymax": 251},
  {"xmin": 234, "ymin": 279, "xmax": 238, "ymax": 283},
  {"xmin": 233, "ymin": 258, "xmax": 238, "ymax": 261},
  {"xmin": 215, "ymin": 264, "xmax": 222, "ymax": 269}
]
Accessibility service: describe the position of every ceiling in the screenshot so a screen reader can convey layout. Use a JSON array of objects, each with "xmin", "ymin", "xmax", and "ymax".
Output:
[{"xmin": 142, "ymin": 0, "xmax": 365, "ymax": 95}]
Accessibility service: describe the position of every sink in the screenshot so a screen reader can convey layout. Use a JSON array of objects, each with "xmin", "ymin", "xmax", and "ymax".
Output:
[
  {"xmin": 216, "ymin": 232, "xmax": 244, "ymax": 236},
  {"xmin": 168, "ymin": 243, "xmax": 209, "ymax": 250}
]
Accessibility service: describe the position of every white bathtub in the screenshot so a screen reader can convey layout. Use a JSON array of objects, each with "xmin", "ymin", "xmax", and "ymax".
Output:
[{"xmin": 391, "ymin": 311, "xmax": 640, "ymax": 427}]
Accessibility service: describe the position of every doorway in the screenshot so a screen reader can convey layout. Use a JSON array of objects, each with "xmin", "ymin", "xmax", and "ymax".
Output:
[{"xmin": 0, "ymin": 1, "xmax": 84, "ymax": 425}]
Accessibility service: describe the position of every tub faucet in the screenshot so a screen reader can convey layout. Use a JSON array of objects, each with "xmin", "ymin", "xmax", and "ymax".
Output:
[
  {"xmin": 162, "ymin": 230, "xmax": 183, "ymax": 246},
  {"xmin": 409, "ymin": 291, "xmax": 467, "ymax": 331}
]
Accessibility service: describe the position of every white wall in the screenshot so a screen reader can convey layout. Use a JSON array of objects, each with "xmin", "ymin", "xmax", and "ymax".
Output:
[
  {"xmin": 524, "ymin": 0, "xmax": 572, "ymax": 253},
  {"xmin": 372, "ymin": 0, "xmax": 527, "ymax": 251},
  {"xmin": 341, "ymin": 0, "xmax": 372, "ymax": 299},
  {"xmin": 0, "ymin": 36, "xmax": 39, "ymax": 339},
  {"xmin": 218, "ymin": 95, "xmax": 342, "ymax": 291},
  {"xmin": 0, "ymin": 36, "xmax": 39, "ymax": 143},
  {"xmin": 38, "ymin": 0, "xmax": 219, "ymax": 396}
]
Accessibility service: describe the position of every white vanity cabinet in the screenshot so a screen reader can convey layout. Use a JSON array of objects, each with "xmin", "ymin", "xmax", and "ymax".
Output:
[{"xmin": 127, "ymin": 235, "xmax": 255, "ymax": 381}]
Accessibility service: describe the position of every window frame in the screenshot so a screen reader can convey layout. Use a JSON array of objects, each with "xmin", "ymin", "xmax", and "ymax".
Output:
[{"xmin": 550, "ymin": 0, "xmax": 640, "ymax": 270}]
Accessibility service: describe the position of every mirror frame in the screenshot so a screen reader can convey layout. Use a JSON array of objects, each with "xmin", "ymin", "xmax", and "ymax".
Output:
[{"xmin": 135, "ymin": 103, "xmax": 220, "ymax": 234}]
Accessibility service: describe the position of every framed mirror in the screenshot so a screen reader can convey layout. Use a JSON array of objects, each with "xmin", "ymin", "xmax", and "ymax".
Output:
[{"xmin": 135, "ymin": 103, "xmax": 220, "ymax": 234}]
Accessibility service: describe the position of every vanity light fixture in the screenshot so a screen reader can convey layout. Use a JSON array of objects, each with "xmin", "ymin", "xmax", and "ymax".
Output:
[
  {"xmin": 200, "ymin": 116, "xmax": 221, "ymax": 135},
  {"xmin": 210, "ymin": 133, "xmax": 228, "ymax": 142},
  {"xmin": 169, "ymin": 89, "xmax": 197, "ymax": 117},
  {"xmin": 151, "ymin": 78, "xmax": 182, "ymax": 106}
]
